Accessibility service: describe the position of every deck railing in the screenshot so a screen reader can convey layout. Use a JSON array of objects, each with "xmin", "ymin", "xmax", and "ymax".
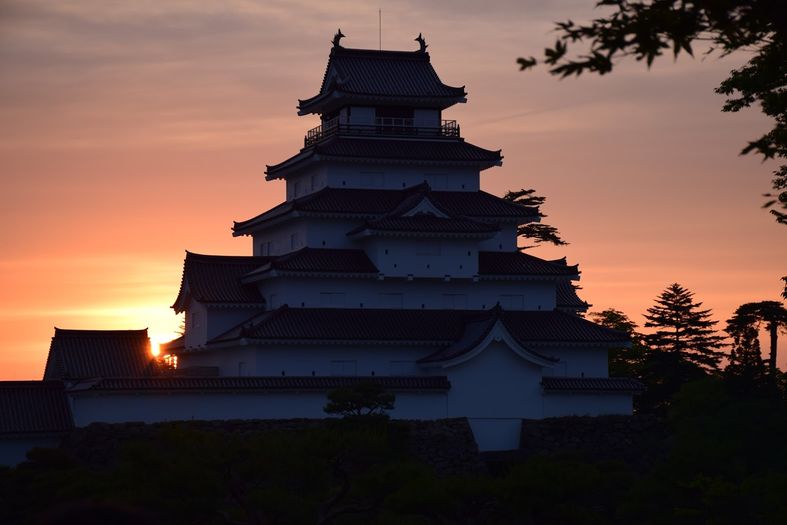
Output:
[{"xmin": 304, "ymin": 118, "xmax": 460, "ymax": 147}]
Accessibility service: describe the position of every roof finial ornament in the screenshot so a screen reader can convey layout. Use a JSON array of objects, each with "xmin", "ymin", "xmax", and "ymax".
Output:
[
  {"xmin": 415, "ymin": 33, "xmax": 428, "ymax": 52},
  {"xmin": 332, "ymin": 29, "xmax": 345, "ymax": 48}
]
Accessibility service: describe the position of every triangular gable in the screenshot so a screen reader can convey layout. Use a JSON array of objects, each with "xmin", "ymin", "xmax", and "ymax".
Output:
[
  {"xmin": 401, "ymin": 196, "xmax": 450, "ymax": 218},
  {"xmin": 419, "ymin": 316, "xmax": 559, "ymax": 369}
]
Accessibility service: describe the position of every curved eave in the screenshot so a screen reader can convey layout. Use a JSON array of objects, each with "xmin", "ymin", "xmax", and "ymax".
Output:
[
  {"xmin": 477, "ymin": 274, "xmax": 581, "ymax": 281},
  {"xmin": 242, "ymin": 269, "xmax": 379, "ymax": 283},
  {"xmin": 207, "ymin": 337, "xmax": 451, "ymax": 348},
  {"xmin": 297, "ymin": 90, "xmax": 467, "ymax": 116},
  {"xmin": 233, "ymin": 203, "xmax": 298, "ymax": 236},
  {"xmin": 266, "ymin": 146, "xmax": 503, "ymax": 180}
]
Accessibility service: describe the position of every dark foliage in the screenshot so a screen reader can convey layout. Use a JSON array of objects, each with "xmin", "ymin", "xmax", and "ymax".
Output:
[
  {"xmin": 503, "ymin": 188, "xmax": 568, "ymax": 249},
  {"xmin": 589, "ymin": 308, "xmax": 646, "ymax": 377},
  {"xmin": 518, "ymin": 0, "xmax": 787, "ymax": 223},
  {"xmin": 727, "ymin": 300, "xmax": 787, "ymax": 373},
  {"xmin": 324, "ymin": 382, "xmax": 395, "ymax": 418}
]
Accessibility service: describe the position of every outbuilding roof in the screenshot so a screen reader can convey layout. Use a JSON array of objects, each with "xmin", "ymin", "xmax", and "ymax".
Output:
[
  {"xmin": 43, "ymin": 329, "xmax": 156, "ymax": 381},
  {"xmin": 74, "ymin": 376, "xmax": 450, "ymax": 392},
  {"xmin": 265, "ymin": 137, "xmax": 502, "ymax": 178},
  {"xmin": 298, "ymin": 46, "xmax": 466, "ymax": 115},
  {"xmin": 234, "ymin": 185, "xmax": 537, "ymax": 235},
  {"xmin": 0, "ymin": 381, "xmax": 73, "ymax": 435}
]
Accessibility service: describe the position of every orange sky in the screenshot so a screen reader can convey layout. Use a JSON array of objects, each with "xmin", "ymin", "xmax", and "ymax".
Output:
[{"xmin": 1, "ymin": 1, "xmax": 785, "ymax": 380}]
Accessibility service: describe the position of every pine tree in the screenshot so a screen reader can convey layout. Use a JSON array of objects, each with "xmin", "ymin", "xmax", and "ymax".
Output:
[
  {"xmin": 643, "ymin": 283, "xmax": 726, "ymax": 372},
  {"xmin": 503, "ymin": 188, "xmax": 567, "ymax": 249},
  {"xmin": 725, "ymin": 314, "xmax": 766, "ymax": 382}
]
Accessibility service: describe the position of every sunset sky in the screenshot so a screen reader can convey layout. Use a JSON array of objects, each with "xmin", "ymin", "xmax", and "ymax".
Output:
[{"xmin": 1, "ymin": 0, "xmax": 785, "ymax": 380}]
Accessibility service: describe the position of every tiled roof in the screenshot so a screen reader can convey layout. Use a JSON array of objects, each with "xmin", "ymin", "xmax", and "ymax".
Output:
[
  {"xmin": 541, "ymin": 377, "xmax": 645, "ymax": 393},
  {"xmin": 0, "ymin": 381, "xmax": 73, "ymax": 434},
  {"xmin": 266, "ymin": 137, "xmax": 502, "ymax": 178},
  {"xmin": 173, "ymin": 252, "xmax": 270, "ymax": 311},
  {"xmin": 349, "ymin": 215, "xmax": 499, "ymax": 236},
  {"xmin": 556, "ymin": 281, "xmax": 591, "ymax": 309},
  {"xmin": 43, "ymin": 329, "xmax": 156, "ymax": 381},
  {"xmin": 77, "ymin": 376, "xmax": 451, "ymax": 392},
  {"xmin": 234, "ymin": 186, "xmax": 537, "ymax": 235},
  {"xmin": 214, "ymin": 306, "xmax": 629, "ymax": 347},
  {"xmin": 266, "ymin": 248, "xmax": 377, "ymax": 274},
  {"xmin": 298, "ymin": 47, "xmax": 466, "ymax": 114},
  {"xmin": 479, "ymin": 251, "xmax": 579, "ymax": 277}
]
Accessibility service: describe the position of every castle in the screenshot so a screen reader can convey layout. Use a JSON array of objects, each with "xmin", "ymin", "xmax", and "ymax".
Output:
[{"xmin": 1, "ymin": 34, "xmax": 641, "ymax": 463}]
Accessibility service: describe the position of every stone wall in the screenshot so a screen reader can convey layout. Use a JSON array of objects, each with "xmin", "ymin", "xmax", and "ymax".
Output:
[
  {"xmin": 517, "ymin": 414, "xmax": 668, "ymax": 469},
  {"xmin": 58, "ymin": 417, "xmax": 485, "ymax": 476}
]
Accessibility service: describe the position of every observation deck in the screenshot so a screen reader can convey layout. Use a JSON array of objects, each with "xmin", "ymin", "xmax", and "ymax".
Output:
[{"xmin": 304, "ymin": 118, "xmax": 460, "ymax": 147}]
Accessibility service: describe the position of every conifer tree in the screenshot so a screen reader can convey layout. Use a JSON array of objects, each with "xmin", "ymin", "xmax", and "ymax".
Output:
[{"xmin": 643, "ymin": 283, "xmax": 726, "ymax": 372}]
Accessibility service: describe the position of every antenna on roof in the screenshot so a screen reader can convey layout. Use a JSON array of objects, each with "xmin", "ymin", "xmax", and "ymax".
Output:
[{"xmin": 378, "ymin": 9, "xmax": 382, "ymax": 50}]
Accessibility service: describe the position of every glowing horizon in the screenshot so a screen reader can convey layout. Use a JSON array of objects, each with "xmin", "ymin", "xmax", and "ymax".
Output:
[{"xmin": 1, "ymin": 1, "xmax": 785, "ymax": 380}]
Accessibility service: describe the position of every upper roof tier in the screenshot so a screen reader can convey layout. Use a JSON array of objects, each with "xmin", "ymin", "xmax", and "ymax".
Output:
[{"xmin": 297, "ymin": 40, "xmax": 467, "ymax": 116}]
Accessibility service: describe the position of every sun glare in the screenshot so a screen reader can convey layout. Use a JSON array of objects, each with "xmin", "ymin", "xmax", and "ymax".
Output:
[{"xmin": 149, "ymin": 332, "xmax": 180, "ymax": 358}]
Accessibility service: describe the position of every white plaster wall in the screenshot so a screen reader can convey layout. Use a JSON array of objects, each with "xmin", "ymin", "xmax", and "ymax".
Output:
[
  {"xmin": 413, "ymin": 109, "xmax": 440, "ymax": 128},
  {"xmin": 305, "ymin": 218, "xmax": 365, "ymax": 249},
  {"xmin": 206, "ymin": 307, "xmax": 261, "ymax": 342},
  {"xmin": 324, "ymin": 163, "xmax": 480, "ymax": 191},
  {"xmin": 347, "ymin": 106, "xmax": 375, "ymax": 125},
  {"xmin": 179, "ymin": 347, "xmax": 258, "ymax": 376},
  {"xmin": 441, "ymin": 341, "xmax": 549, "ymax": 451},
  {"xmin": 365, "ymin": 238, "xmax": 479, "ymax": 278},
  {"xmin": 542, "ymin": 392, "xmax": 633, "ymax": 417},
  {"xmin": 250, "ymin": 345, "xmax": 428, "ymax": 377},
  {"xmin": 256, "ymin": 277, "xmax": 556, "ymax": 311},
  {"xmin": 543, "ymin": 347, "xmax": 609, "ymax": 377},
  {"xmin": 285, "ymin": 167, "xmax": 328, "ymax": 201},
  {"xmin": 0, "ymin": 436, "xmax": 62, "ymax": 467},
  {"xmin": 69, "ymin": 391, "xmax": 447, "ymax": 426},
  {"xmin": 185, "ymin": 300, "xmax": 208, "ymax": 348},
  {"xmin": 252, "ymin": 221, "xmax": 308, "ymax": 256},
  {"xmin": 477, "ymin": 226, "xmax": 519, "ymax": 251},
  {"xmin": 444, "ymin": 341, "xmax": 544, "ymax": 420}
]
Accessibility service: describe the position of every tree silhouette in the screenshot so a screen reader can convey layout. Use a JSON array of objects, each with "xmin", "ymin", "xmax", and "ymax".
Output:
[
  {"xmin": 725, "ymin": 309, "xmax": 768, "ymax": 392},
  {"xmin": 589, "ymin": 308, "xmax": 645, "ymax": 377},
  {"xmin": 518, "ymin": 1, "xmax": 787, "ymax": 224},
  {"xmin": 643, "ymin": 283, "xmax": 726, "ymax": 372},
  {"xmin": 324, "ymin": 382, "xmax": 395, "ymax": 418},
  {"xmin": 503, "ymin": 188, "xmax": 567, "ymax": 249},
  {"xmin": 727, "ymin": 300, "xmax": 787, "ymax": 374}
]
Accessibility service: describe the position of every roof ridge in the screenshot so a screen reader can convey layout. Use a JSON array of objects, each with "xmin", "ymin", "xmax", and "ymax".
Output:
[
  {"xmin": 53, "ymin": 328, "xmax": 149, "ymax": 337},
  {"xmin": 185, "ymin": 252, "xmax": 267, "ymax": 263},
  {"xmin": 331, "ymin": 47, "xmax": 431, "ymax": 60}
]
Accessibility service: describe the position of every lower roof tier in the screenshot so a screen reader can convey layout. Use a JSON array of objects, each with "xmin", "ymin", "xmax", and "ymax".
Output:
[
  {"xmin": 208, "ymin": 305, "xmax": 626, "ymax": 349},
  {"xmin": 172, "ymin": 249, "xmax": 583, "ymax": 313}
]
